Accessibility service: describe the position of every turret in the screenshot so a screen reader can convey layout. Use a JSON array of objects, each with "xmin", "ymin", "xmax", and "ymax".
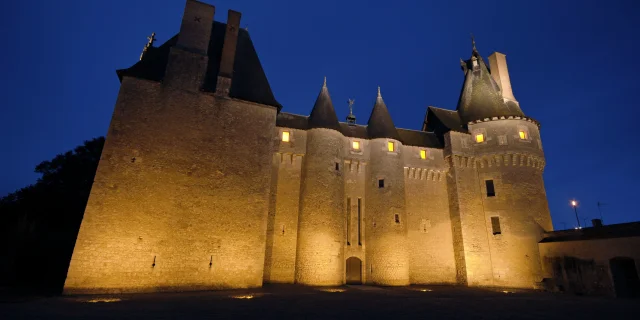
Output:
[
  {"xmin": 295, "ymin": 78, "xmax": 345, "ymax": 285},
  {"xmin": 364, "ymin": 87, "xmax": 409, "ymax": 285},
  {"xmin": 445, "ymin": 37, "xmax": 552, "ymax": 288}
]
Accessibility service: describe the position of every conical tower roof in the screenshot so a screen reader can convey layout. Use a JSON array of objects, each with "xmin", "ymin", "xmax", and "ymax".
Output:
[
  {"xmin": 367, "ymin": 87, "xmax": 401, "ymax": 140},
  {"xmin": 456, "ymin": 37, "xmax": 524, "ymax": 124},
  {"xmin": 308, "ymin": 77, "xmax": 341, "ymax": 131}
]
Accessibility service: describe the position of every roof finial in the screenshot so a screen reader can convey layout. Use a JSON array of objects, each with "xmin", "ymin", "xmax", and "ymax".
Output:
[
  {"xmin": 347, "ymin": 99, "xmax": 356, "ymax": 124},
  {"xmin": 377, "ymin": 86, "xmax": 381, "ymax": 98},
  {"xmin": 471, "ymin": 33, "xmax": 477, "ymax": 52},
  {"xmin": 323, "ymin": 76, "xmax": 327, "ymax": 88}
]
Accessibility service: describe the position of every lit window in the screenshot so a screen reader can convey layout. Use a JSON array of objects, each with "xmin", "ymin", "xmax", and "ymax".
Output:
[
  {"xmin": 475, "ymin": 133, "xmax": 484, "ymax": 143},
  {"xmin": 282, "ymin": 131, "xmax": 290, "ymax": 142},
  {"xmin": 420, "ymin": 150, "xmax": 427, "ymax": 159},
  {"xmin": 519, "ymin": 130, "xmax": 527, "ymax": 140},
  {"xmin": 388, "ymin": 141, "xmax": 395, "ymax": 152},
  {"xmin": 352, "ymin": 141, "xmax": 360, "ymax": 150}
]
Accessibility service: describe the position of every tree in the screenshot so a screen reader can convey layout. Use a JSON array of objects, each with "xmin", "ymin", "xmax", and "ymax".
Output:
[{"xmin": 0, "ymin": 137, "xmax": 104, "ymax": 294}]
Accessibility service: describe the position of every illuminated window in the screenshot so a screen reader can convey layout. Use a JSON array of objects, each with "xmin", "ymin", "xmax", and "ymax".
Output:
[
  {"xmin": 388, "ymin": 141, "xmax": 395, "ymax": 152},
  {"xmin": 519, "ymin": 130, "xmax": 527, "ymax": 140},
  {"xmin": 282, "ymin": 131, "xmax": 290, "ymax": 142},
  {"xmin": 475, "ymin": 133, "xmax": 484, "ymax": 143},
  {"xmin": 352, "ymin": 141, "xmax": 360, "ymax": 150},
  {"xmin": 420, "ymin": 150, "xmax": 427, "ymax": 159}
]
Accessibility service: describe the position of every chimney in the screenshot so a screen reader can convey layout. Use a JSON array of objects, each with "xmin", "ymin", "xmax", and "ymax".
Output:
[
  {"xmin": 488, "ymin": 52, "xmax": 518, "ymax": 105},
  {"xmin": 163, "ymin": 0, "xmax": 215, "ymax": 91},
  {"xmin": 592, "ymin": 219, "xmax": 603, "ymax": 228},
  {"xmin": 215, "ymin": 10, "xmax": 242, "ymax": 97}
]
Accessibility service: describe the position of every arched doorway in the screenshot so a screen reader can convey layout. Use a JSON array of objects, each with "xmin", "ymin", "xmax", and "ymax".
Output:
[
  {"xmin": 610, "ymin": 257, "xmax": 640, "ymax": 298},
  {"xmin": 346, "ymin": 257, "xmax": 362, "ymax": 284}
]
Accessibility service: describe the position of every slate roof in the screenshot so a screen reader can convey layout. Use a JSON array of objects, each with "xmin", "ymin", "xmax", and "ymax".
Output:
[
  {"xmin": 366, "ymin": 88, "xmax": 401, "ymax": 141},
  {"xmin": 540, "ymin": 222, "xmax": 640, "ymax": 243},
  {"xmin": 116, "ymin": 21, "xmax": 281, "ymax": 110},
  {"xmin": 423, "ymin": 106, "xmax": 466, "ymax": 135},
  {"xmin": 308, "ymin": 80, "xmax": 341, "ymax": 131},
  {"xmin": 275, "ymin": 113, "xmax": 441, "ymax": 148},
  {"xmin": 456, "ymin": 48, "xmax": 524, "ymax": 124}
]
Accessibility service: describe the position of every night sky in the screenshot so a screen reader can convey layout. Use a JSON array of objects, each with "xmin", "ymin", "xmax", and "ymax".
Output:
[{"xmin": 2, "ymin": 0, "xmax": 639, "ymax": 229}]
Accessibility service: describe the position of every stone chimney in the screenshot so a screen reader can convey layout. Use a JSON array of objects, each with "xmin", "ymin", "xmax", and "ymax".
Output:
[
  {"xmin": 215, "ymin": 10, "xmax": 242, "ymax": 97},
  {"xmin": 164, "ymin": 0, "xmax": 215, "ymax": 91},
  {"xmin": 488, "ymin": 52, "xmax": 518, "ymax": 105}
]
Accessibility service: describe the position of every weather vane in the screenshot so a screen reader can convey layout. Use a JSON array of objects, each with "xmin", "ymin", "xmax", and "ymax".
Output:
[
  {"xmin": 471, "ymin": 33, "xmax": 477, "ymax": 52},
  {"xmin": 140, "ymin": 32, "xmax": 156, "ymax": 61},
  {"xmin": 346, "ymin": 99, "xmax": 356, "ymax": 124}
]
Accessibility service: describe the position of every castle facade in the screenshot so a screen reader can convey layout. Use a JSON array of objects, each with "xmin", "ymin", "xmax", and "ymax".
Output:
[{"xmin": 64, "ymin": 0, "xmax": 553, "ymax": 294}]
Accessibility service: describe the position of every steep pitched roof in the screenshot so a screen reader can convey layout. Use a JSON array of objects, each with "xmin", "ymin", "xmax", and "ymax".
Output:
[
  {"xmin": 116, "ymin": 21, "xmax": 281, "ymax": 110},
  {"xmin": 456, "ymin": 46, "xmax": 523, "ymax": 124},
  {"xmin": 367, "ymin": 87, "xmax": 401, "ymax": 141},
  {"xmin": 308, "ymin": 78, "xmax": 341, "ymax": 131},
  {"xmin": 423, "ymin": 106, "xmax": 466, "ymax": 134}
]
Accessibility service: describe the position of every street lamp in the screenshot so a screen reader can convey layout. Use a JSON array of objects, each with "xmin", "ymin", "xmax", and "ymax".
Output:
[{"xmin": 571, "ymin": 200, "xmax": 581, "ymax": 228}]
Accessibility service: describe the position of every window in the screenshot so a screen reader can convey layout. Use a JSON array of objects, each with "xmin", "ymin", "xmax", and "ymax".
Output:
[
  {"xmin": 357, "ymin": 198, "xmax": 362, "ymax": 245},
  {"xmin": 346, "ymin": 198, "xmax": 351, "ymax": 245},
  {"xmin": 498, "ymin": 135, "xmax": 507, "ymax": 145},
  {"xmin": 475, "ymin": 133, "xmax": 484, "ymax": 143},
  {"xmin": 352, "ymin": 141, "xmax": 360, "ymax": 150},
  {"xmin": 378, "ymin": 179, "xmax": 385, "ymax": 188},
  {"xmin": 420, "ymin": 150, "xmax": 427, "ymax": 159},
  {"xmin": 394, "ymin": 214, "xmax": 400, "ymax": 224},
  {"xmin": 491, "ymin": 216, "xmax": 502, "ymax": 235},
  {"xmin": 485, "ymin": 180, "xmax": 495, "ymax": 197},
  {"xmin": 282, "ymin": 131, "xmax": 290, "ymax": 142},
  {"xmin": 388, "ymin": 141, "xmax": 395, "ymax": 152},
  {"xmin": 519, "ymin": 130, "xmax": 527, "ymax": 140},
  {"xmin": 335, "ymin": 162, "xmax": 340, "ymax": 171}
]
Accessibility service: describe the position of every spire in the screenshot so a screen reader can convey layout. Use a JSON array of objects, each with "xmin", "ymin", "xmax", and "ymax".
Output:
[
  {"xmin": 456, "ymin": 37, "xmax": 524, "ymax": 124},
  {"xmin": 308, "ymin": 77, "xmax": 341, "ymax": 131},
  {"xmin": 367, "ymin": 87, "xmax": 400, "ymax": 140}
]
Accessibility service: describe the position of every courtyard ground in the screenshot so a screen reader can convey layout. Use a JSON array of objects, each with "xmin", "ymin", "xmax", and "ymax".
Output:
[{"xmin": 1, "ymin": 284, "xmax": 638, "ymax": 319}]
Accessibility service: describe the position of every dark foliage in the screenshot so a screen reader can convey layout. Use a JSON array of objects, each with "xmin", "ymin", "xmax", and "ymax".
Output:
[{"xmin": 0, "ymin": 137, "xmax": 104, "ymax": 294}]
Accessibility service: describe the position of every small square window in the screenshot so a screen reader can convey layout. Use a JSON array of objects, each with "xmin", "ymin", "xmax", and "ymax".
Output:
[
  {"xmin": 352, "ymin": 141, "xmax": 360, "ymax": 150},
  {"xmin": 394, "ymin": 214, "xmax": 400, "ymax": 224},
  {"xmin": 420, "ymin": 150, "xmax": 427, "ymax": 159},
  {"xmin": 485, "ymin": 180, "xmax": 495, "ymax": 197},
  {"xmin": 378, "ymin": 179, "xmax": 385, "ymax": 188},
  {"xmin": 282, "ymin": 131, "xmax": 290, "ymax": 142},
  {"xmin": 519, "ymin": 130, "xmax": 527, "ymax": 140},
  {"xmin": 387, "ymin": 141, "xmax": 395, "ymax": 152},
  {"xmin": 475, "ymin": 133, "xmax": 484, "ymax": 143}
]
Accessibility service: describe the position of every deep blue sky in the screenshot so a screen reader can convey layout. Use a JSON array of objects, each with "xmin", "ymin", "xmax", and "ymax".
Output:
[{"xmin": 2, "ymin": 0, "xmax": 639, "ymax": 229}]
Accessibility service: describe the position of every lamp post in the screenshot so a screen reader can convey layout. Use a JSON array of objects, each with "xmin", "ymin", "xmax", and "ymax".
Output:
[{"xmin": 571, "ymin": 200, "xmax": 581, "ymax": 228}]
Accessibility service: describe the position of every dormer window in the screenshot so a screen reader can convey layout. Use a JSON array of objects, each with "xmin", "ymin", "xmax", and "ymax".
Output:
[
  {"xmin": 352, "ymin": 141, "xmax": 360, "ymax": 150},
  {"xmin": 519, "ymin": 130, "xmax": 527, "ymax": 140},
  {"xmin": 420, "ymin": 150, "xmax": 427, "ymax": 160},
  {"xmin": 282, "ymin": 131, "xmax": 290, "ymax": 142},
  {"xmin": 475, "ymin": 133, "xmax": 484, "ymax": 143},
  {"xmin": 388, "ymin": 141, "xmax": 395, "ymax": 152}
]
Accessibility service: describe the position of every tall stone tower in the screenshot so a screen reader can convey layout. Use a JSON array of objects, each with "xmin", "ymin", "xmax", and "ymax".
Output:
[
  {"xmin": 435, "ymin": 41, "xmax": 552, "ymax": 288},
  {"xmin": 64, "ymin": 0, "xmax": 282, "ymax": 293}
]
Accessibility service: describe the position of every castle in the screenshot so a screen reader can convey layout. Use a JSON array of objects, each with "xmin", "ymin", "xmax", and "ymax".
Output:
[{"xmin": 64, "ymin": 0, "xmax": 553, "ymax": 294}]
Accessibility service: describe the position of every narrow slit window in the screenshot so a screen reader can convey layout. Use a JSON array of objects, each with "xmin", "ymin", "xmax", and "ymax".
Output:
[
  {"xmin": 394, "ymin": 214, "xmax": 400, "ymax": 224},
  {"xmin": 282, "ymin": 131, "xmax": 290, "ymax": 142},
  {"xmin": 387, "ymin": 141, "xmax": 395, "ymax": 152},
  {"xmin": 357, "ymin": 198, "xmax": 362, "ymax": 245},
  {"xmin": 485, "ymin": 180, "xmax": 495, "ymax": 197},
  {"xmin": 346, "ymin": 198, "xmax": 351, "ymax": 245},
  {"xmin": 519, "ymin": 130, "xmax": 527, "ymax": 140},
  {"xmin": 420, "ymin": 150, "xmax": 427, "ymax": 159},
  {"xmin": 378, "ymin": 179, "xmax": 385, "ymax": 188},
  {"xmin": 335, "ymin": 162, "xmax": 340, "ymax": 171},
  {"xmin": 352, "ymin": 141, "xmax": 360, "ymax": 150},
  {"xmin": 491, "ymin": 216, "xmax": 502, "ymax": 235},
  {"xmin": 475, "ymin": 133, "xmax": 484, "ymax": 143}
]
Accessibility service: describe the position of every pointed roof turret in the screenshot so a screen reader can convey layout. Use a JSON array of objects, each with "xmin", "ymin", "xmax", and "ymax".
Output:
[
  {"xmin": 456, "ymin": 37, "xmax": 524, "ymax": 124},
  {"xmin": 308, "ymin": 77, "xmax": 341, "ymax": 131},
  {"xmin": 367, "ymin": 87, "xmax": 401, "ymax": 140}
]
